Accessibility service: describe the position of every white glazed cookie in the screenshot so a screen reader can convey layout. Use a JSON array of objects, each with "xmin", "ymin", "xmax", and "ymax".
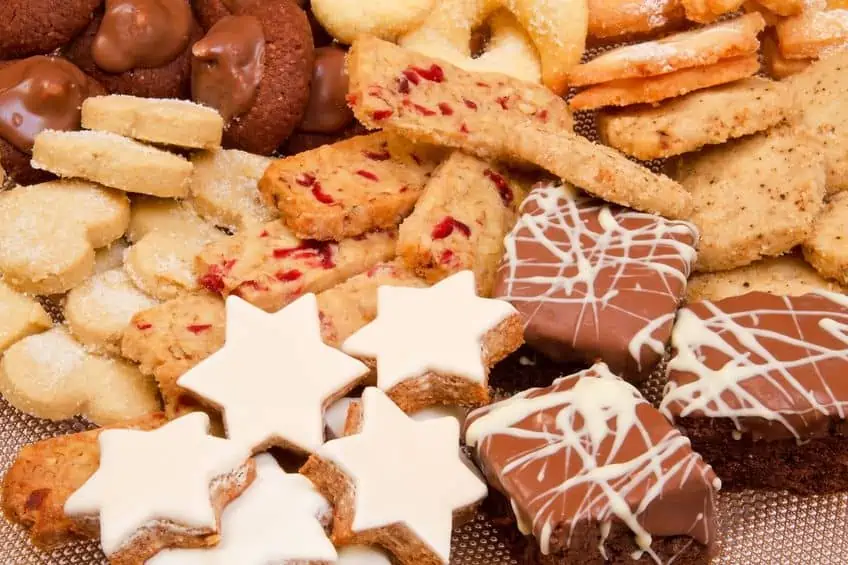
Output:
[
  {"xmin": 0, "ymin": 281, "xmax": 52, "ymax": 354},
  {"xmin": 0, "ymin": 180, "xmax": 130, "ymax": 294}
]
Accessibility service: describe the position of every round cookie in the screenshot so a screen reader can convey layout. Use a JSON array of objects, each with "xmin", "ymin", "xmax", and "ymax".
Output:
[
  {"xmin": 65, "ymin": 0, "xmax": 203, "ymax": 99},
  {"xmin": 191, "ymin": 0, "xmax": 314, "ymax": 155},
  {"xmin": 0, "ymin": 0, "xmax": 101, "ymax": 59}
]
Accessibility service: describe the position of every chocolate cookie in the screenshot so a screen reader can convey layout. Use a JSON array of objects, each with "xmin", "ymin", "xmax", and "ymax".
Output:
[
  {"xmin": 0, "ymin": 0, "xmax": 101, "ymax": 59},
  {"xmin": 0, "ymin": 57, "xmax": 104, "ymax": 185},
  {"xmin": 191, "ymin": 0, "xmax": 314, "ymax": 155},
  {"xmin": 65, "ymin": 0, "xmax": 202, "ymax": 99}
]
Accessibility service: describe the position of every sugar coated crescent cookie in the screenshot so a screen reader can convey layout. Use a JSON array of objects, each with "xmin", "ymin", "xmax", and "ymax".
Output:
[
  {"xmin": 400, "ymin": 0, "xmax": 588, "ymax": 94},
  {"xmin": 311, "ymin": 0, "xmax": 436, "ymax": 43},
  {"xmin": 803, "ymin": 192, "xmax": 848, "ymax": 284}
]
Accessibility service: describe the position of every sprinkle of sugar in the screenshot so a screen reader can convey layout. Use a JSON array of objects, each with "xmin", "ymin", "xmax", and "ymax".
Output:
[{"xmin": 21, "ymin": 329, "xmax": 85, "ymax": 379}]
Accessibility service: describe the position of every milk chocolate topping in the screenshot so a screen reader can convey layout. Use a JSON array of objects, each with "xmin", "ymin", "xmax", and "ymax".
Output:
[
  {"xmin": 92, "ymin": 0, "xmax": 193, "ymax": 74},
  {"xmin": 0, "ymin": 57, "xmax": 94, "ymax": 153},
  {"xmin": 299, "ymin": 46, "xmax": 353, "ymax": 134},
  {"xmin": 191, "ymin": 15, "xmax": 265, "ymax": 122}
]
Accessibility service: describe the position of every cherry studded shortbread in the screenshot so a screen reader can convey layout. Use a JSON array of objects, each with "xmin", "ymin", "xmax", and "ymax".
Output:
[
  {"xmin": 63, "ymin": 413, "xmax": 254, "ymax": 564},
  {"xmin": 661, "ymin": 291, "xmax": 848, "ymax": 494},
  {"xmin": 342, "ymin": 270, "xmax": 523, "ymax": 411},
  {"xmin": 494, "ymin": 183, "xmax": 698, "ymax": 379},
  {"xmin": 301, "ymin": 387, "xmax": 488, "ymax": 565},
  {"xmin": 465, "ymin": 363, "xmax": 720, "ymax": 565},
  {"xmin": 147, "ymin": 454, "xmax": 337, "ymax": 564},
  {"xmin": 178, "ymin": 295, "xmax": 368, "ymax": 454}
]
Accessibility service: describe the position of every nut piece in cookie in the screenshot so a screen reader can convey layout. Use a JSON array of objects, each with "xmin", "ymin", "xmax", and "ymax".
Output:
[
  {"xmin": 301, "ymin": 387, "xmax": 487, "ymax": 565},
  {"xmin": 0, "ymin": 327, "xmax": 160, "ymax": 425},
  {"xmin": 398, "ymin": 152, "xmax": 524, "ymax": 296},
  {"xmin": 191, "ymin": 0, "xmax": 314, "ymax": 155},
  {"xmin": 347, "ymin": 36, "xmax": 691, "ymax": 220},
  {"xmin": 0, "ymin": 281, "xmax": 52, "ymax": 354},
  {"xmin": 0, "ymin": 180, "xmax": 130, "ymax": 295},
  {"xmin": 259, "ymin": 132, "xmax": 442, "ymax": 241},
  {"xmin": 0, "ymin": 0, "xmax": 101, "ymax": 59},
  {"xmin": 342, "ymin": 270, "xmax": 523, "ymax": 412},
  {"xmin": 63, "ymin": 412, "xmax": 255, "ymax": 564},
  {"xmin": 803, "ymin": 191, "xmax": 848, "ymax": 284},
  {"xmin": 1, "ymin": 413, "xmax": 167, "ymax": 549},
  {"xmin": 673, "ymin": 125, "xmax": 826, "ymax": 272}
]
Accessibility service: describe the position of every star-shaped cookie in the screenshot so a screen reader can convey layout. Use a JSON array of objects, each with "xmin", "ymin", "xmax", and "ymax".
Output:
[
  {"xmin": 178, "ymin": 295, "xmax": 368, "ymax": 453},
  {"xmin": 315, "ymin": 387, "xmax": 487, "ymax": 564},
  {"xmin": 148, "ymin": 454, "xmax": 337, "ymax": 564},
  {"xmin": 63, "ymin": 413, "xmax": 252, "ymax": 558}
]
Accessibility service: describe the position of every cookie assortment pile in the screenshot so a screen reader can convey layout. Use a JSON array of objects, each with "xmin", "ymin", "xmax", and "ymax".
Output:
[{"xmin": 0, "ymin": 1, "xmax": 845, "ymax": 565}]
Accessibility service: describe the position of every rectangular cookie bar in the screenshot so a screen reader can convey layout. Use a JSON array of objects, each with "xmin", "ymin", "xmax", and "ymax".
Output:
[
  {"xmin": 398, "ymin": 152, "xmax": 524, "ymax": 296},
  {"xmin": 465, "ymin": 363, "xmax": 720, "ymax": 565},
  {"xmin": 661, "ymin": 291, "xmax": 848, "ymax": 494}
]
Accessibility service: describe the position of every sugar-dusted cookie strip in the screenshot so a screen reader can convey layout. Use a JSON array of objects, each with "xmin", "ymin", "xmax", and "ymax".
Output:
[
  {"xmin": 0, "ymin": 281, "xmax": 52, "ymax": 353},
  {"xmin": 348, "ymin": 36, "xmax": 691, "ymax": 219},
  {"xmin": 398, "ymin": 152, "xmax": 523, "ymax": 296},
  {"xmin": 196, "ymin": 220, "xmax": 397, "ymax": 312},
  {"xmin": 465, "ymin": 362, "xmax": 720, "ymax": 563},
  {"xmin": 755, "ymin": 0, "xmax": 805, "ymax": 16},
  {"xmin": 803, "ymin": 191, "xmax": 848, "ymax": 284},
  {"xmin": 598, "ymin": 77, "xmax": 792, "ymax": 159},
  {"xmin": 674, "ymin": 125, "xmax": 826, "ymax": 272},
  {"xmin": 588, "ymin": 0, "xmax": 685, "ymax": 40},
  {"xmin": 1, "ymin": 413, "xmax": 168, "ymax": 549},
  {"xmin": 776, "ymin": 8, "xmax": 848, "ymax": 59},
  {"xmin": 682, "ymin": 0, "xmax": 746, "ymax": 23},
  {"xmin": 569, "ymin": 55, "xmax": 761, "ymax": 111},
  {"xmin": 762, "ymin": 30, "xmax": 812, "ymax": 78},
  {"xmin": 32, "ymin": 130, "xmax": 193, "ymax": 198},
  {"xmin": 260, "ymin": 132, "xmax": 442, "ymax": 240},
  {"xmin": 494, "ymin": 183, "xmax": 698, "ymax": 379},
  {"xmin": 81, "ymin": 95, "xmax": 224, "ymax": 150},
  {"xmin": 661, "ymin": 291, "xmax": 848, "ymax": 493}
]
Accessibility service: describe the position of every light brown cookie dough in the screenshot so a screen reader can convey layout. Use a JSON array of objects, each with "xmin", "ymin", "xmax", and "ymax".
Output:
[
  {"xmin": 0, "ymin": 281, "xmax": 52, "ymax": 354},
  {"xmin": 127, "ymin": 196, "xmax": 210, "ymax": 242},
  {"xmin": 803, "ymin": 191, "xmax": 848, "ymax": 284}
]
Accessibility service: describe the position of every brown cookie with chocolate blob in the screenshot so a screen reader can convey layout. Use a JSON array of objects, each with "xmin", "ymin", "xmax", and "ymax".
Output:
[
  {"xmin": 191, "ymin": 0, "xmax": 314, "ymax": 155},
  {"xmin": 0, "ymin": 0, "xmax": 102, "ymax": 59},
  {"xmin": 299, "ymin": 45, "xmax": 354, "ymax": 134},
  {"xmin": 65, "ymin": 0, "xmax": 202, "ymax": 99}
]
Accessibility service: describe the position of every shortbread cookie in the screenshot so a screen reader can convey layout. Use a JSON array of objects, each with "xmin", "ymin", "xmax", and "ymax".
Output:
[
  {"xmin": 0, "ymin": 180, "xmax": 130, "ymax": 294},
  {"xmin": 179, "ymin": 295, "xmax": 368, "ymax": 454},
  {"xmin": 147, "ymin": 454, "xmax": 336, "ymax": 564},
  {"xmin": 686, "ymin": 255, "xmax": 843, "ymax": 302},
  {"xmin": 0, "ymin": 281, "xmax": 52, "ymax": 353},
  {"xmin": 196, "ymin": 220, "xmax": 397, "ymax": 312},
  {"xmin": 803, "ymin": 192, "xmax": 848, "ymax": 284},
  {"xmin": 588, "ymin": 0, "xmax": 686, "ymax": 40},
  {"xmin": 259, "ymin": 133, "xmax": 443, "ymax": 240},
  {"xmin": 0, "ymin": 327, "xmax": 160, "ymax": 425},
  {"xmin": 301, "ymin": 387, "xmax": 487, "ymax": 565},
  {"xmin": 32, "ymin": 130, "xmax": 193, "ymax": 198},
  {"xmin": 398, "ymin": 153, "xmax": 523, "ymax": 296},
  {"xmin": 569, "ymin": 55, "xmax": 761, "ymax": 110},
  {"xmin": 597, "ymin": 78, "xmax": 793, "ymax": 159},
  {"xmin": 64, "ymin": 413, "xmax": 254, "ymax": 564},
  {"xmin": 122, "ymin": 294, "xmax": 226, "ymax": 418},
  {"xmin": 343, "ymin": 271, "xmax": 523, "ymax": 411},
  {"xmin": 1, "ymin": 413, "xmax": 168, "ymax": 549},
  {"xmin": 64, "ymin": 269, "xmax": 159, "ymax": 354},
  {"xmin": 568, "ymin": 13, "xmax": 766, "ymax": 86},
  {"xmin": 683, "ymin": 0, "xmax": 746, "ymax": 22},
  {"xmin": 93, "ymin": 240, "xmax": 130, "ymax": 274},
  {"xmin": 776, "ymin": 8, "xmax": 848, "ymax": 59},
  {"xmin": 82, "ymin": 96, "xmax": 224, "ymax": 150},
  {"xmin": 674, "ymin": 126, "xmax": 826, "ymax": 272},
  {"xmin": 787, "ymin": 50, "xmax": 848, "ymax": 193},
  {"xmin": 348, "ymin": 37, "xmax": 692, "ymax": 219},
  {"xmin": 311, "ymin": 0, "xmax": 434, "ymax": 43},
  {"xmin": 763, "ymin": 30, "xmax": 812, "ymax": 78},
  {"xmin": 494, "ymin": 183, "xmax": 699, "ymax": 379},
  {"xmin": 190, "ymin": 149, "xmax": 276, "ymax": 231},
  {"xmin": 126, "ymin": 196, "xmax": 211, "ymax": 243}
]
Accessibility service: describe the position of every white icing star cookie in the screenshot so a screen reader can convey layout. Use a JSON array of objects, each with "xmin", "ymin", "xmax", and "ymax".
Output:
[
  {"xmin": 342, "ymin": 270, "xmax": 522, "ymax": 411},
  {"xmin": 178, "ymin": 295, "xmax": 369, "ymax": 454},
  {"xmin": 148, "ymin": 454, "xmax": 337, "ymax": 565},
  {"xmin": 63, "ymin": 413, "xmax": 252, "ymax": 560}
]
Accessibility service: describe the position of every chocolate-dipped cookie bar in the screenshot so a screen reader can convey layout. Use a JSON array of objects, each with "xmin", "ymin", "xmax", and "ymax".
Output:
[{"xmin": 661, "ymin": 290, "xmax": 848, "ymax": 494}]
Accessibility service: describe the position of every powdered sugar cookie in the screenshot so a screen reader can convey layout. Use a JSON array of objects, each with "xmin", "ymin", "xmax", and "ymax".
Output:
[
  {"xmin": 301, "ymin": 387, "xmax": 487, "ymax": 565},
  {"xmin": 803, "ymin": 191, "xmax": 848, "ymax": 284},
  {"xmin": 0, "ymin": 180, "xmax": 130, "ymax": 294},
  {"xmin": 0, "ymin": 327, "xmax": 160, "ymax": 425},
  {"xmin": 776, "ymin": 8, "xmax": 848, "ymax": 59},
  {"xmin": 312, "ymin": 0, "xmax": 435, "ymax": 43},
  {"xmin": 64, "ymin": 412, "xmax": 254, "ymax": 564},
  {"xmin": 94, "ymin": 240, "xmax": 130, "ymax": 274},
  {"xmin": 31, "ymin": 130, "xmax": 193, "ymax": 198},
  {"xmin": 0, "ymin": 281, "xmax": 52, "ymax": 354},
  {"xmin": 64, "ymin": 269, "xmax": 159, "ymax": 354},
  {"xmin": 190, "ymin": 149, "xmax": 276, "ymax": 231},
  {"xmin": 589, "ymin": 0, "xmax": 686, "ymax": 40},
  {"xmin": 682, "ymin": 0, "xmax": 746, "ymax": 22},
  {"xmin": 81, "ymin": 95, "xmax": 224, "ymax": 150},
  {"xmin": 342, "ymin": 271, "xmax": 523, "ymax": 412},
  {"xmin": 126, "ymin": 196, "xmax": 211, "ymax": 243}
]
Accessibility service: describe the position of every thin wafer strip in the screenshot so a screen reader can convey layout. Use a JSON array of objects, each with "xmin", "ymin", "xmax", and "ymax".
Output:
[{"xmin": 348, "ymin": 36, "xmax": 692, "ymax": 219}]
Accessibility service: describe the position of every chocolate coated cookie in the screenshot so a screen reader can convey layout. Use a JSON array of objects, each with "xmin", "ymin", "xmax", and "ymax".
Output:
[
  {"xmin": 0, "ymin": 0, "xmax": 102, "ymax": 59},
  {"xmin": 191, "ymin": 0, "xmax": 314, "ymax": 155}
]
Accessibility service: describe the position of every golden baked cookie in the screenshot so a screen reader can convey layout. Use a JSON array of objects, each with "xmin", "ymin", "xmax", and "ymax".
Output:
[
  {"xmin": 803, "ymin": 191, "xmax": 848, "ymax": 284},
  {"xmin": 0, "ymin": 281, "xmax": 52, "ymax": 354}
]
